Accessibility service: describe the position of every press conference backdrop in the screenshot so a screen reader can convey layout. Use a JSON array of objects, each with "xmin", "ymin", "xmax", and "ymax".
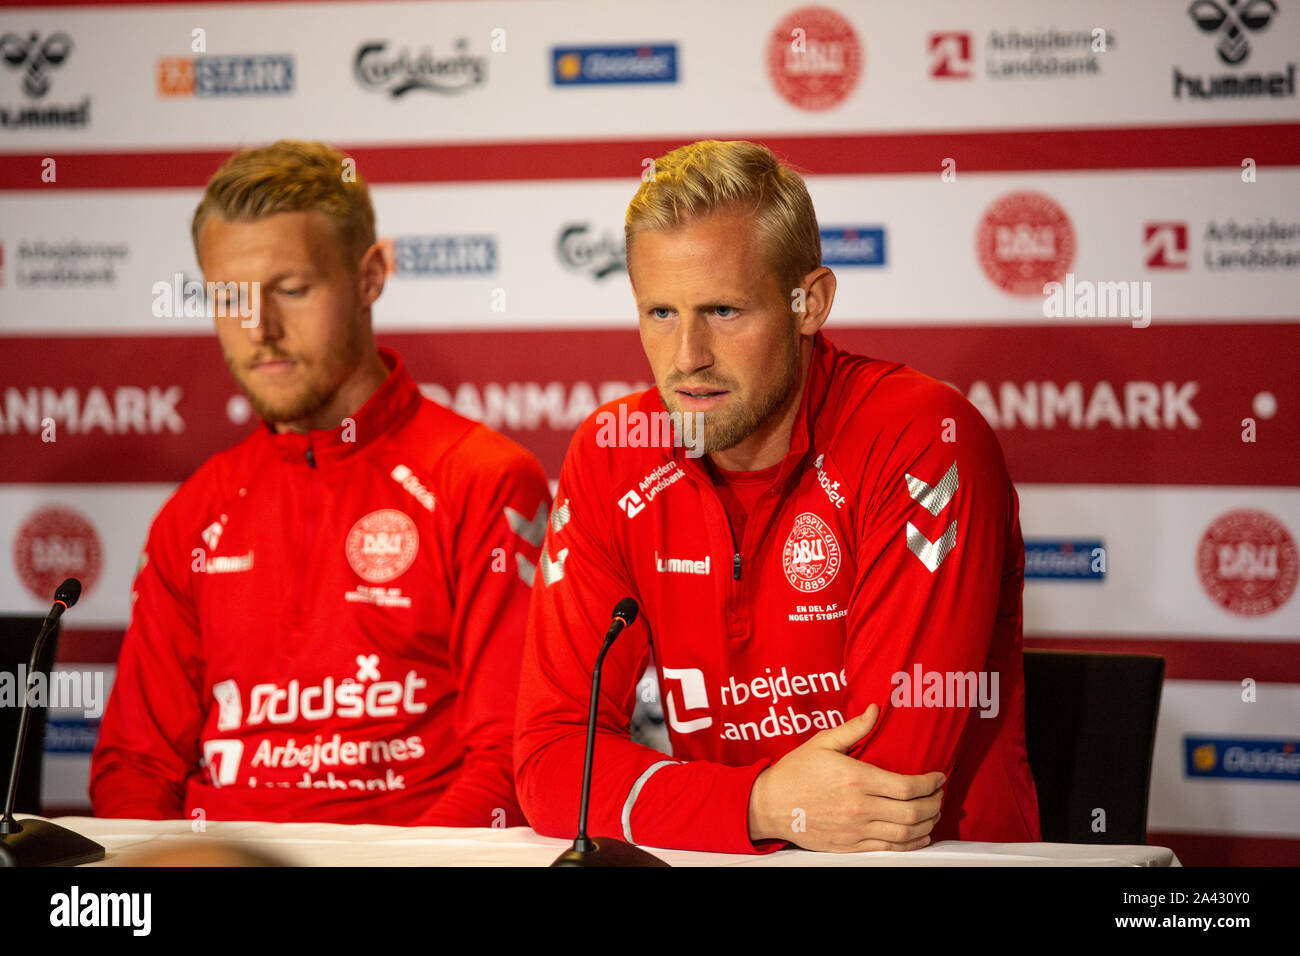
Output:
[{"xmin": 0, "ymin": 0, "xmax": 1297, "ymax": 865}]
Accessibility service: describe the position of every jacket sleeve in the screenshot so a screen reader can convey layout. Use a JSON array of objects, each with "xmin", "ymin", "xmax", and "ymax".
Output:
[
  {"xmin": 89, "ymin": 499, "xmax": 205, "ymax": 819},
  {"xmin": 414, "ymin": 432, "xmax": 551, "ymax": 828},
  {"xmin": 841, "ymin": 385, "xmax": 1016, "ymax": 779},
  {"xmin": 515, "ymin": 429, "xmax": 779, "ymax": 854}
]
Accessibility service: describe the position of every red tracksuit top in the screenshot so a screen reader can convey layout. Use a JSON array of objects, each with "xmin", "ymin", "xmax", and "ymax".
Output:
[
  {"xmin": 91, "ymin": 349, "xmax": 551, "ymax": 826},
  {"xmin": 516, "ymin": 333, "xmax": 1041, "ymax": 853}
]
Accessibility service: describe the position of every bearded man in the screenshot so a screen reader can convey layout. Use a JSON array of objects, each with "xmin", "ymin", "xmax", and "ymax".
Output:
[
  {"xmin": 92, "ymin": 140, "xmax": 550, "ymax": 826},
  {"xmin": 515, "ymin": 139, "xmax": 1041, "ymax": 853}
]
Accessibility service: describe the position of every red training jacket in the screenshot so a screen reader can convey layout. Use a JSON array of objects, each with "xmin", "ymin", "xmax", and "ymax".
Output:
[
  {"xmin": 516, "ymin": 332, "xmax": 1040, "ymax": 853},
  {"xmin": 91, "ymin": 348, "xmax": 551, "ymax": 826}
]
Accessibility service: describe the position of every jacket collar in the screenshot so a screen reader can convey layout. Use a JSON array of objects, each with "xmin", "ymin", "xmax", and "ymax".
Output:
[
  {"xmin": 780, "ymin": 331, "xmax": 837, "ymax": 479},
  {"xmin": 261, "ymin": 347, "xmax": 422, "ymax": 468}
]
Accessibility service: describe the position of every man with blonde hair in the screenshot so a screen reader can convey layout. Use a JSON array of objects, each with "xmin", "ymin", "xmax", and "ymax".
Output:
[
  {"xmin": 92, "ymin": 140, "xmax": 550, "ymax": 826},
  {"xmin": 516, "ymin": 140, "xmax": 1040, "ymax": 853}
]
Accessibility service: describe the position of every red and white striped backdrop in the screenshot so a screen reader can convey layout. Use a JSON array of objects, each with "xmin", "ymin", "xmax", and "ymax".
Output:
[{"xmin": 1, "ymin": 0, "xmax": 1297, "ymax": 864}]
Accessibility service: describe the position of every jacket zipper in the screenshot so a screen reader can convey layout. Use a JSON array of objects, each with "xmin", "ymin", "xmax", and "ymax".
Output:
[
  {"xmin": 715, "ymin": 473, "xmax": 781, "ymax": 635},
  {"xmin": 289, "ymin": 441, "xmax": 318, "ymax": 638}
]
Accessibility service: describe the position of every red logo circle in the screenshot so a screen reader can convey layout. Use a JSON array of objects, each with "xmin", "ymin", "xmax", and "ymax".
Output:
[
  {"xmin": 976, "ymin": 190, "xmax": 1076, "ymax": 296},
  {"xmin": 1196, "ymin": 509, "xmax": 1298, "ymax": 616},
  {"xmin": 13, "ymin": 505, "xmax": 102, "ymax": 603},
  {"xmin": 345, "ymin": 509, "xmax": 419, "ymax": 584},
  {"xmin": 782, "ymin": 512, "xmax": 842, "ymax": 592},
  {"xmin": 766, "ymin": 6, "xmax": 863, "ymax": 111}
]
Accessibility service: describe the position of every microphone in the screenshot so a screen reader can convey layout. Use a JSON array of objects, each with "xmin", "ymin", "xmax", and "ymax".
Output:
[
  {"xmin": 53, "ymin": 577, "xmax": 81, "ymax": 609},
  {"xmin": 1, "ymin": 578, "xmax": 105, "ymax": 866},
  {"xmin": 552, "ymin": 598, "xmax": 668, "ymax": 867}
]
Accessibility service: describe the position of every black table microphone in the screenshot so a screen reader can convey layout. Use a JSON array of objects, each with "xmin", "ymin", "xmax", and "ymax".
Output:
[
  {"xmin": 1, "ymin": 578, "xmax": 106, "ymax": 866},
  {"xmin": 552, "ymin": 598, "xmax": 668, "ymax": 867}
]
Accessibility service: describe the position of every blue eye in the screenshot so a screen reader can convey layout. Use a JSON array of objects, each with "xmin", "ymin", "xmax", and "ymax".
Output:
[
  {"xmin": 713, "ymin": 306, "xmax": 737, "ymax": 318},
  {"xmin": 651, "ymin": 307, "xmax": 673, "ymax": 319}
]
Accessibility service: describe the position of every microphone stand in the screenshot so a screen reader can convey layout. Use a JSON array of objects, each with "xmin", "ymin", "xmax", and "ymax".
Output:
[
  {"xmin": 553, "ymin": 601, "xmax": 668, "ymax": 867},
  {"xmin": 1, "ymin": 582, "xmax": 105, "ymax": 866}
]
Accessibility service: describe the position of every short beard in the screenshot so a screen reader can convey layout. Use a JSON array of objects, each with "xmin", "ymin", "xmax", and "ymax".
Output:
[
  {"xmin": 659, "ymin": 328, "xmax": 801, "ymax": 456},
  {"xmin": 226, "ymin": 322, "xmax": 364, "ymax": 427}
]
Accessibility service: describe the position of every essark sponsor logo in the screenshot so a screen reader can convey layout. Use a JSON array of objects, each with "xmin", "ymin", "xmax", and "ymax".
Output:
[
  {"xmin": 157, "ymin": 54, "xmax": 294, "ymax": 96},
  {"xmin": 381, "ymin": 235, "xmax": 497, "ymax": 276}
]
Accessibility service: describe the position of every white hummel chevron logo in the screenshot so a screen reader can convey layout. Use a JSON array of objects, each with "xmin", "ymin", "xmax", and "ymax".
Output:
[
  {"xmin": 904, "ymin": 462, "xmax": 959, "ymax": 572},
  {"xmin": 540, "ymin": 547, "xmax": 569, "ymax": 586},
  {"xmin": 516, "ymin": 553, "xmax": 537, "ymax": 587},
  {"xmin": 906, "ymin": 520, "xmax": 958, "ymax": 572},
  {"xmin": 505, "ymin": 502, "xmax": 548, "ymax": 547},
  {"xmin": 905, "ymin": 461, "xmax": 958, "ymax": 516},
  {"xmin": 551, "ymin": 499, "xmax": 570, "ymax": 533}
]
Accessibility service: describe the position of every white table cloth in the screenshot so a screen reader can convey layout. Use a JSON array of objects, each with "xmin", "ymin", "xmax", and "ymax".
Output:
[{"xmin": 23, "ymin": 816, "xmax": 1180, "ymax": 866}]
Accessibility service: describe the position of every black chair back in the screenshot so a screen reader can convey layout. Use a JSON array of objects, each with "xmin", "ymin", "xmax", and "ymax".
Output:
[
  {"xmin": 1023, "ymin": 649, "xmax": 1164, "ymax": 844},
  {"xmin": 0, "ymin": 615, "xmax": 61, "ymax": 815}
]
